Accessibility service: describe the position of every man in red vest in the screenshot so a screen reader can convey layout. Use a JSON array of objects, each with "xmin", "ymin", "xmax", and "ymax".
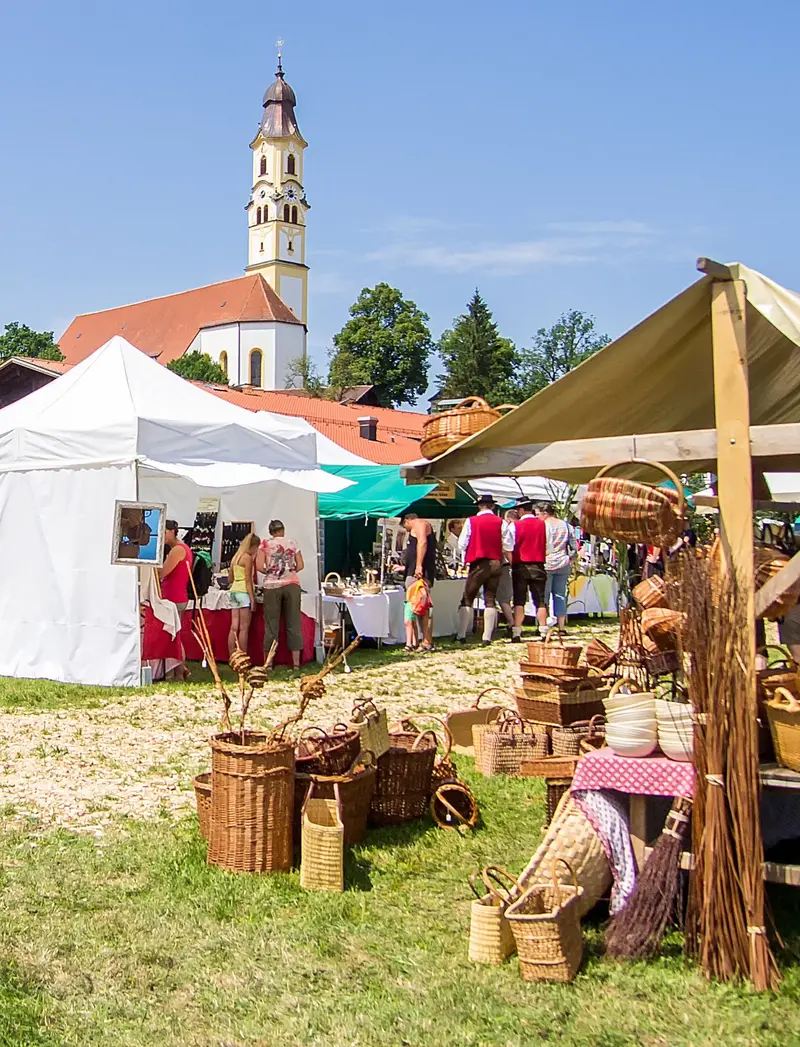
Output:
[
  {"xmin": 510, "ymin": 498, "xmax": 547, "ymax": 642},
  {"xmin": 456, "ymin": 494, "xmax": 512, "ymax": 644}
]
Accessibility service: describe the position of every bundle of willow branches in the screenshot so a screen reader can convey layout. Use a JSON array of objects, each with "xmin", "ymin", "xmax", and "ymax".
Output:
[{"xmin": 677, "ymin": 548, "xmax": 780, "ymax": 990}]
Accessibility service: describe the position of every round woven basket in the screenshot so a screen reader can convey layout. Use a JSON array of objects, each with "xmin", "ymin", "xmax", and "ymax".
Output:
[
  {"xmin": 295, "ymin": 725, "xmax": 361, "ymax": 777},
  {"xmin": 420, "ymin": 397, "xmax": 515, "ymax": 460},
  {"xmin": 580, "ymin": 458, "xmax": 685, "ymax": 545},
  {"xmin": 430, "ymin": 780, "xmax": 479, "ymax": 830},
  {"xmin": 208, "ymin": 731, "xmax": 295, "ymax": 874}
]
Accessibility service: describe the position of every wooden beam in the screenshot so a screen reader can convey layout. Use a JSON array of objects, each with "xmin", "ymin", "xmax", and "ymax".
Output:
[
  {"xmin": 695, "ymin": 495, "xmax": 800, "ymax": 513},
  {"xmin": 755, "ymin": 549, "xmax": 800, "ymax": 618},
  {"xmin": 400, "ymin": 422, "xmax": 800, "ymax": 482},
  {"xmin": 697, "ymin": 256, "xmax": 735, "ymax": 280}
]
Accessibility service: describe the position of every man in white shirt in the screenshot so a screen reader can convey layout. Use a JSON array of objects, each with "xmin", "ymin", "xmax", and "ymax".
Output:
[{"xmin": 457, "ymin": 495, "xmax": 515, "ymax": 644}]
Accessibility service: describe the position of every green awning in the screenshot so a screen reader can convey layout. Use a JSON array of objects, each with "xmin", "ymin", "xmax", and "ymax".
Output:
[{"xmin": 319, "ymin": 466, "xmax": 476, "ymax": 521}]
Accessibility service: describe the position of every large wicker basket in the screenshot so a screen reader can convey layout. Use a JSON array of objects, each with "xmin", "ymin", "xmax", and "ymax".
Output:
[
  {"xmin": 641, "ymin": 607, "xmax": 686, "ymax": 648},
  {"xmin": 505, "ymin": 858, "xmax": 584, "ymax": 983},
  {"xmin": 524, "ymin": 630, "xmax": 583, "ymax": 670},
  {"xmin": 295, "ymin": 725, "xmax": 361, "ymax": 777},
  {"xmin": 515, "ymin": 679, "xmax": 609, "ymax": 727},
  {"xmin": 584, "ymin": 637, "xmax": 617, "ymax": 671},
  {"xmin": 369, "ymin": 730, "xmax": 437, "ymax": 825},
  {"xmin": 472, "ymin": 715, "xmax": 549, "ymax": 777},
  {"xmin": 766, "ymin": 687, "xmax": 800, "ymax": 773},
  {"xmin": 756, "ymin": 646, "xmax": 799, "ymax": 704},
  {"xmin": 580, "ymin": 458, "xmax": 685, "ymax": 545},
  {"xmin": 208, "ymin": 732, "xmax": 295, "ymax": 874},
  {"xmin": 300, "ymin": 789, "xmax": 344, "ymax": 893},
  {"xmin": 420, "ymin": 397, "xmax": 515, "ymax": 460},
  {"xmin": 294, "ymin": 752, "xmax": 377, "ymax": 847}
]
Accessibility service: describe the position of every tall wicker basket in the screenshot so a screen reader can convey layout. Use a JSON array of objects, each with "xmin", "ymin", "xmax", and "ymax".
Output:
[
  {"xmin": 208, "ymin": 732, "xmax": 295, "ymax": 874},
  {"xmin": 193, "ymin": 772, "xmax": 212, "ymax": 842},
  {"xmin": 505, "ymin": 858, "xmax": 584, "ymax": 983},
  {"xmin": 369, "ymin": 730, "xmax": 437, "ymax": 825},
  {"xmin": 300, "ymin": 787, "xmax": 344, "ymax": 893}
]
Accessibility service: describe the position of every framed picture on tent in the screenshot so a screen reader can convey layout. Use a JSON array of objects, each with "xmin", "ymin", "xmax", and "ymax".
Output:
[{"xmin": 112, "ymin": 501, "xmax": 167, "ymax": 566}]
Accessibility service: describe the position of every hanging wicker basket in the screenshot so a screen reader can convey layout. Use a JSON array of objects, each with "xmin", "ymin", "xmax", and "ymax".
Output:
[
  {"xmin": 420, "ymin": 397, "xmax": 516, "ymax": 460},
  {"xmin": 631, "ymin": 574, "xmax": 668, "ymax": 609},
  {"xmin": 584, "ymin": 636, "xmax": 617, "ymax": 671},
  {"xmin": 208, "ymin": 732, "xmax": 295, "ymax": 874},
  {"xmin": 580, "ymin": 458, "xmax": 685, "ymax": 545}
]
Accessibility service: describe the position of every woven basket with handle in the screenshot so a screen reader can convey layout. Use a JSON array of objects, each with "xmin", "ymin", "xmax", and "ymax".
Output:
[
  {"xmin": 515, "ymin": 679, "xmax": 609, "ymax": 727},
  {"xmin": 580, "ymin": 458, "xmax": 685, "ymax": 545},
  {"xmin": 551, "ymin": 715, "xmax": 605, "ymax": 758},
  {"xmin": 445, "ymin": 687, "xmax": 507, "ymax": 754},
  {"xmin": 472, "ymin": 713, "xmax": 549, "ymax": 777},
  {"xmin": 468, "ymin": 866, "xmax": 518, "ymax": 965},
  {"xmin": 295, "ymin": 725, "xmax": 361, "ymax": 778},
  {"xmin": 322, "ymin": 572, "xmax": 345, "ymax": 596},
  {"xmin": 505, "ymin": 857, "xmax": 584, "ymax": 983},
  {"xmin": 348, "ymin": 699, "xmax": 390, "ymax": 759},
  {"xmin": 641, "ymin": 607, "xmax": 686, "ymax": 647},
  {"xmin": 757, "ymin": 646, "xmax": 799, "ymax": 705},
  {"xmin": 524, "ymin": 630, "xmax": 583, "ymax": 670},
  {"xmin": 369, "ymin": 730, "xmax": 438, "ymax": 825},
  {"xmin": 294, "ymin": 750, "xmax": 377, "ymax": 847},
  {"xmin": 584, "ymin": 636, "xmax": 617, "ymax": 671},
  {"xmin": 193, "ymin": 772, "xmax": 212, "ymax": 842},
  {"xmin": 300, "ymin": 785, "xmax": 344, "ymax": 892},
  {"xmin": 208, "ymin": 732, "xmax": 294, "ymax": 874},
  {"xmin": 420, "ymin": 397, "xmax": 516, "ymax": 460},
  {"xmin": 766, "ymin": 687, "xmax": 800, "ymax": 773},
  {"xmin": 632, "ymin": 574, "xmax": 668, "ymax": 609}
]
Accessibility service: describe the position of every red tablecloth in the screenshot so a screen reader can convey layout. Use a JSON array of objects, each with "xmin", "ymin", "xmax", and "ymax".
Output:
[
  {"xmin": 180, "ymin": 605, "xmax": 316, "ymax": 667},
  {"xmin": 572, "ymin": 747, "xmax": 695, "ymax": 797},
  {"xmin": 141, "ymin": 606, "xmax": 183, "ymax": 661}
]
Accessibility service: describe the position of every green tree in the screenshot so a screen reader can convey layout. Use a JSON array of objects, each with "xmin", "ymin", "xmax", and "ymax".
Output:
[
  {"xmin": 0, "ymin": 322, "xmax": 64, "ymax": 361},
  {"xmin": 285, "ymin": 354, "xmax": 324, "ymax": 396},
  {"xmin": 437, "ymin": 290, "xmax": 518, "ymax": 405},
  {"xmin": 167, "ymin": 351, "xmax": 228, "ymax": 384},
  {"xmin": 516, "ymin": 310, "xmax": 610, "ymax": 399},
  {"xmin": 328, "ymin": 283, "xmax": 432, "ymax": 407}
]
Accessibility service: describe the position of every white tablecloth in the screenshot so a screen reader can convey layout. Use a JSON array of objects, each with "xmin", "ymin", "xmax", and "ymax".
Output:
[{"xmin": 323, "ymin": 583, "xmax": 462, "ymax": 644}]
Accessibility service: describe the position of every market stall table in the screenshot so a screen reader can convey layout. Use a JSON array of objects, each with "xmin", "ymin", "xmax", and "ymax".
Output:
[{"xmin": 181, "ymin": 597, "xmax": 316, "ymax": 667}]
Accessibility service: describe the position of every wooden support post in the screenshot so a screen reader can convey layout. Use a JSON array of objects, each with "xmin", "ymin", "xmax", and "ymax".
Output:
[{"xmin": 711, "ymin": 279, "xmax": 754, "ymax": 604}]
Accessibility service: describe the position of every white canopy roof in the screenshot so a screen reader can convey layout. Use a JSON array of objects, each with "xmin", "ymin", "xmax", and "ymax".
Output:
[
  {"xmin": 254, "ymin": 411, "xmax": 374, "ymax": 466},
  {"xmin": 0, "ymin": 337, "xmax": 349, "ymax": 494}
]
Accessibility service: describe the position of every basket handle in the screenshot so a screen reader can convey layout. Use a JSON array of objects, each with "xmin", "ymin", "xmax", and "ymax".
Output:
[
  {"xmin": 544, "ymin": 628, "xmax": 567, "ymax": 646},
  {"xmin": 593, "ymin": 458, "xmax": 686, "ymax": 516},
  {"xmin": 432, "ymin": 786, "xmax": 473, "ymax": 829},
  {"xmin": 422, "ymin": 715, "xmax": 453, "ymax": 760},
  {"xmin": 550, "ymin": 856, "xmax": 580, "ymax": 908},
  {"xmin": 468, "ymin": 871, "xmax": 487, "ymax": 900},
  {"xmin": 331, "ymin": 723, "xmax": 351, "ymax": 735},
  {"xmin": 608, "ymin": 678, "xmax": 643, "ymax": 699},
  {"xmin": 587, "ymin": 714, "xmax": 605, "ymax": 737},
  {"xmin": 323, "ymin": 572, "xmax": 342, "ymax": 585},
  {"xmin": 450, "ymin": 396, "xmax": 493, "ymax": 411},
  {"xmin": 482, "ymin": 865, "xmax": 521, "ymax": 903},
  {"xmin": 333, "ymin": 781, "xmax": 343, "ymax": 819},
  {"xmin": 493, "ymin": 404, "xmax": 518, "ymax": 413},
  {"xmin": 474, "ymin": 686, "xmax": 515, "ymax": 709},
  {"xmin": 352, "ymin": 698, "xmax": 379, "ymax": 721},
  {"xmin": 301, "ymin": 778, "xmax": 316, "ymax": 815},
  {"xmin": 770, "ymin": 686, "xmax": 800, "ymax": 711},
  {"xmin": 411, "ymin": 729, "xmax": 437, "ymax": 751},
  {"xmin": 345, "ymin": 747, "xmax": 377, "ymax": 774}
]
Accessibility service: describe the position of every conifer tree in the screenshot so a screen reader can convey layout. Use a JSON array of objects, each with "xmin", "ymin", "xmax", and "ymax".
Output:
[{"xmin": 437, "ymin": 290, "xmax": 517, "ymax": 405}]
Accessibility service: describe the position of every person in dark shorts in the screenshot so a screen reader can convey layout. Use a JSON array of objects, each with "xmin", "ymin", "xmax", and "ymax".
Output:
[
  {"xmin": 456, "ymin": 494, "xmax": 513, "ymax": 645},
  {"xmin": 510, "ymin": 498, "xmax": 547, "ymax": 643},
  {"xmin": 401, "ymin": 512, "xmax": 436, "ymax": 653}
]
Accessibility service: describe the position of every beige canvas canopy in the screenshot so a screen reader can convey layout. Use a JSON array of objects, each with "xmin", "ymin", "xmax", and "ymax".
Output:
[{"xmin": 403, "ymin": 262, "xmax": 800, "ymax": 486}]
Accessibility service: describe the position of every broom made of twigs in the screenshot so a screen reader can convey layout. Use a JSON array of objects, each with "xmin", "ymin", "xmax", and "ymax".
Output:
[
  {"xmin": 677, "ymin": 549, "xmax": 780, "ymax": 990},
  {"xmin": 187, "ymin": 570, "xmax": 233, "ymax": 732},
  {"xmin": 605, "ymin": 796, "xmax": 692, "ymax": 960}
]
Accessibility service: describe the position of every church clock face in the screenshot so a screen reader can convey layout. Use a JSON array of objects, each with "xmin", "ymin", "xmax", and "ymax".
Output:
[{"xmin": 285, "ymin": 186, "xmax": 297, "ymax": 200}]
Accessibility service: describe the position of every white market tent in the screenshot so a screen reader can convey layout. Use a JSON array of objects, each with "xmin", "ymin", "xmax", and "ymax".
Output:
[{"xmin": 0, "ymin": 337, "xmax": 350, "ymax": 687}]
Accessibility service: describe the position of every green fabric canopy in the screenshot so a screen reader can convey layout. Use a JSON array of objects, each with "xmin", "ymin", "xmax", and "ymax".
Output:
[{"xmin": 319, "ymin": 466, "xmax": 475, "ymax": 520}]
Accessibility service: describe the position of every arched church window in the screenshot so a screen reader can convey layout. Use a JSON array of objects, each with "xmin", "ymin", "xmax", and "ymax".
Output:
[
  {"xmin": 249, "ymin": 348, "xmax": 263, "ymax": 387},
  {"xmin": 283, "ymin": 204, "xmax": 291, "ymax": 222},
  {"xmin": 219, "ymin": 351, "xmax": 228, "ymax": 378},
  {"xmin": 256, "ymin": 207, "xmax": 262, "ymax": 225},
  {"xmin": 287, "ymin": 154, "xmax": 296, "ymax": 175},
  {"xmin": 291, "ymin": 205, "xmax": 298, "ymax": 224},
  {"xmin": 259, "ymin": 155, "xmax": 267, "ymax": 176},
  {"xmin": 262, "ymin": 205, "xmax": 268, "ymax": 222}
]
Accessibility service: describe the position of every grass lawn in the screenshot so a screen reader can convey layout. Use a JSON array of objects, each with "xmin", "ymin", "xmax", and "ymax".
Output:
[{"xmin": 0, "ymin": 621, "xmax": 798, "ymax": 1046}]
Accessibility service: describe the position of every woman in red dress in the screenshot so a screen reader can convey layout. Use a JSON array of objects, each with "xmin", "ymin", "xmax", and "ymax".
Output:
[{"xmin": 159, "ymin": 519, "xmax": 194, "ymax": 680}]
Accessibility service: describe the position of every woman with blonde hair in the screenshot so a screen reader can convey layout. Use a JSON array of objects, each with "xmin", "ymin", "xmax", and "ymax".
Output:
[{"xmin": 228, "ymin": 532, "xmax": 259, "ymax": 656}]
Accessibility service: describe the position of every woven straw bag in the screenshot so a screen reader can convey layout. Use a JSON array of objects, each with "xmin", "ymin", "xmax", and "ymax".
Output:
[
  {"xmin": 300, "ymin": 785, "xmax": 344, "ymax": 892},
  {"xmin": 756, "ymin": 646, "xmax": 799, "ymax": 704},
  {"xmin": 472, "ymin": 714, "xmax": 549, "ymax": 777},
  {"xmin": 524, "ymin": 630, "xmax": 583, "ymax": 670},
  {"xmin": 445, "ymin": 687, "xmax": 508, "ymax": 753},
  {"xmin": 506, "ymin": 858, "xmax": 584, "ymax": 983},
  {"xmin": 551, "ymin": 715, "xmax": 605, "ymax": 758},
  {"xmin": 468, "ymin": 866, "xmax": 518, "ymax": 965},
  {"xmin": 208, "ymin": 732, "xmax": 294, "ymax": 874},
  {"xmin": 420, "ymin": 397, "xmax": 515, "ymax": 460},
  {"xmin": 514, "ymin": 793, "xmax": 611, "ymax": 917},
  {"xmin": 766, "ymin": 688, "xmax": 800, "ymax": 773},
  {"xmin": 580, "ymin": 458, "xmax": 685, "ymax": 545},
  {"xmin": 348, "ymin": 700, "xmax": 390, "ymax": 759},
  {"xmin": 632, "ymin": 574, "xmax": 668, "ymax": 609},
  {"xmin": 192, "ymin": 772, "xmax": 212, "ymax": 842}
]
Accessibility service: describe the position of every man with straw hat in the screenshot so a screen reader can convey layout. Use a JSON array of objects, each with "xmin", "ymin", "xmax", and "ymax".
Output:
[{"xmin": 456, "ymin": 494, "xmax": 512, "ymax": 645}]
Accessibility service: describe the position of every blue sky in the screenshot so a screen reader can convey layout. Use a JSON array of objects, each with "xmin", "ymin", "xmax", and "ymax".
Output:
[{"xmin": 1, "ymin": 0, "xmax": 798, "ymax": 403}]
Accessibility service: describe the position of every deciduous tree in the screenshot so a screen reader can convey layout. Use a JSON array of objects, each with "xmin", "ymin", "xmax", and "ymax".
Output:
[
  {"xmin": 0, "ymin": 322, "xmax": 64, "ymax": 361},
  {"xmin": 167, "ymin": 351, "xmax": 228, "ymax": 384},
  {"xmin": 516, "ymin": 310, "xmax": 610, "ymax": 399}
]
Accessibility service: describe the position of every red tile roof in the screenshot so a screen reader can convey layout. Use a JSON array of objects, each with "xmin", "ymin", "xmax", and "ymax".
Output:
[
  {"xmin": 202, "ymin": 384, "xmax": 426, "ymax": 464},
  {"xmin": 58, "ymin": 275, "xmax": 303, "ymax": 366},
  {"xmin": 2, "ymin": 356, "xmax": 73, "ymax": 375}
]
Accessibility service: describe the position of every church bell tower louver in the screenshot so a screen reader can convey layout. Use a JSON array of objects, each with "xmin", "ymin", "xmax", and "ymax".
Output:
[{"xmin": 245, "ymin": 47, "xmax": 309, "ymax": 327}]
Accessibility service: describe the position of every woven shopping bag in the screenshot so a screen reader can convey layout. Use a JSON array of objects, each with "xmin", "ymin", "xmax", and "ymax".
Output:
[
  {"xmin": 348, "ymin": 699, "xmax": 390, "ymax": 759},
  {"xmin": 468, "ymin": 866, "xmax": 518, "ymax": 964},
  {"xmin": 300, "ymin": 784, "xmax": 344, "ymax": 892},
  {"xmin": 473, "ymin": 714, "xmax": 549, "ymax": 777},
  {"xmin": 506, "ymin": 858, "xmax": 584, "ymax": 983}
]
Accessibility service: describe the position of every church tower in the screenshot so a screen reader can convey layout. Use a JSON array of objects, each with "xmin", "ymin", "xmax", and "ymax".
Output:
[{"xmin": 245, "ymin": 52, "xmax": 309, "ymax": 327}]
